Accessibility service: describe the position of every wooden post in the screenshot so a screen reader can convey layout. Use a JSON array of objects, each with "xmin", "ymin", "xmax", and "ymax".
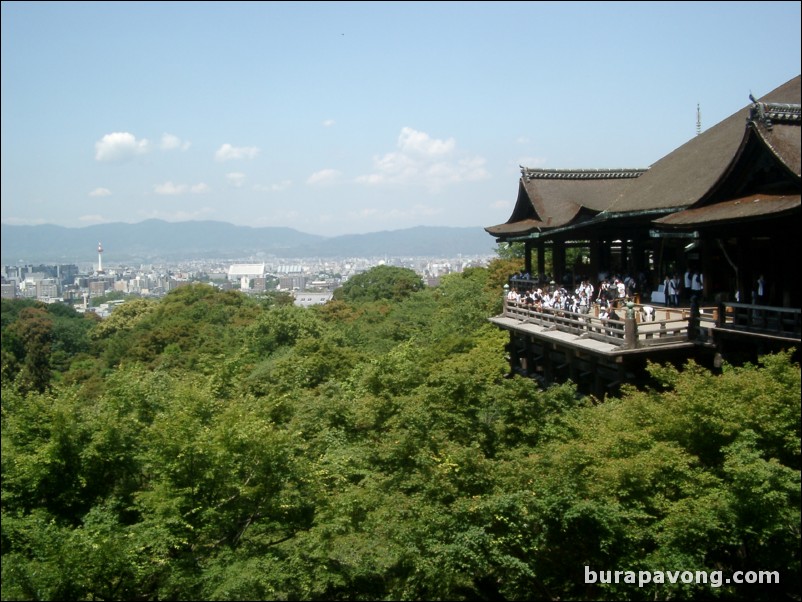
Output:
[
  {"xmin": 688, "ymin": 295, "xmax": 700, "ymax": 341},
  {"xmin": 624, "ymin": 318, "xmax": 637, "ymax": 349},
  {"xmin": 623, "ymin": 302, "xmax": 637, "ymax": 349}
]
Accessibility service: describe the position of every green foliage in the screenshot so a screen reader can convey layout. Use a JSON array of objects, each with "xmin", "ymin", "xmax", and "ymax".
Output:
[
  {"xmin": 95, "ymin": 284, "xmax": 259, "ymax": 371},
  {"xmin": 3, "ymin": 306, "xmax": 54, "ymax": 393},
  {"xmin": 1, "ymin": 300, "xmax": 96, "ymax": 393},
  {"xmin": 89, "ymin": 297, "xmax": 157, "ymax": 340},
  {"xmin": 246, "ymin": 304, "xmax": 327, "ymax": 356},
  {"xmin": 495, "ymin": 241, "xmax": 526, "ymax": 260},
  {"xmin": 1, "ymin": 272, "xmax": 799, "ymax": 601},
  {"xmin": 89, "ymin": 290, "xmax": 127, "ymax": 307},
  {"xmin": 334, "ymin": 265, "xmax": 424, "ymax": 303}
]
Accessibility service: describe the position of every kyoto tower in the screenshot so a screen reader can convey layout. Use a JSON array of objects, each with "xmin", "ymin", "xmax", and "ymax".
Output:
[{"xmin": 97, "ymin": 242, "xmax": 104, "ymax": 274}]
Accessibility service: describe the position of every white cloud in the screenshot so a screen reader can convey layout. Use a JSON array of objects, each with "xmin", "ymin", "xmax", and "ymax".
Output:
[
  {"xmin": 1, "ymin": 217, "xmax": 49, "ymax": 226},
  {"xmin": 491, "ymin": 200, "xmax": 511, "ymax": 210},
  {"xmin": 154, "ymin": 181, "xmax": 185, "ymax": 195},
  {"xmin": 354, "ymin": 173, "xmax": 384, "ymax": 185},
  {"xmin": 397, "ymin": 127, "xmax": 455, "ymax": 156},
  {"xmin": 307, "ymin": 168, "xmax": 341, "ymax": 186},
  {"xmin": 138, "ymin": 208, "xmax": 217, "ymax": 221},
  {"xmin": 89, "ymin": 187, "xmax": 112, "ymax": 197},
  {"xmin": 215, "ymin": 143, "xmax": 260, "ymax": 161},
  {"xmin": 357, "ymin": 127, "xmax": 489, "ymax": 191},
  {"xmin": 347, "ymin": 204, "xmax": 444, "ymax": 222},
  {"xmin": 154, "ymin": 181, "xmax": 210, "ymax": 195},
  {"xmin": 95, "ymin": 132, "xmax": 149, "ymax": 162},
  {"xmin": 78, "ymin": 214, "xmax": 108, "ymax": 224},
  {"xmin": 161, "ymin": 133, "xmax": 191, "ymax": 151},
  {"xmin": 323, "ymin": 119, "xmax": 335, "ymax": 127},
  {"xmin": 226, "ymin": 172, "xmax": 246, "ymax": 187},
  {"xmin": 254, "ymin": 180, "xmax": 292, "ymax": 192}
]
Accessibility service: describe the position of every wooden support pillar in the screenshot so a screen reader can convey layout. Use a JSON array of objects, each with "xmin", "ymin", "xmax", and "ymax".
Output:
[
  {"xmin": 631, "ymin": 239, "xmax": 643, "ymax": 274},
  {"xmin": 537, "ymin": 243, "xmax": 546, "ymax": 282},
  {"xmin": 524, "ymin": 241, "xmax": 533, "ymax": 277},
  {"xmin": 592, "ymin": 357, "xmax": 603, "ymax": 399},
  {"xmin": 568, "ymin": 350, "xmax": 579, "ymax": 382},
  {"xmin": 620, "ymin": 240, "xmax": 629, "ymax": 273},
  {"xmin": 589, "ymin": 236, "xmax": 600, "ymax": 282},
  {"xmin": 507, "ymin": 332, "xmax": 517, "ymax": 375},
  {"xmin": 699, "ymin": 238, "xmax": 710, "ymax": 303},
  {"xmin": 543, "ymin": 345, "xmax": 554, "ymax": 383},
  {"xmin": 593, "ymin": 238, "xmax": 612, "ymax": 278},
  {"xmin": 553, "ymin": 241, "xmax": 566, "ymax": 285},
  {"xmin": 602, "ymin": 241, "xmax": 612, "ymax": 275}
]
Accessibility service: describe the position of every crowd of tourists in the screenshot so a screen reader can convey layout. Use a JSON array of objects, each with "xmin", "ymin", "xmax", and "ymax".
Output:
[
  {"xmin": 507, "ymin": 267, "xmax": 708, "ymax": 316},
  {"xmin": 506, "ymin": 275, "xmax": 632, "ymax": 316}
]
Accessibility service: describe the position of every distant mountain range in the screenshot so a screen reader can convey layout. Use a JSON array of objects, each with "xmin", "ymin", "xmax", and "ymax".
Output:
[{"xmin": 1, "ymin": 220, "xmax": 499, "ymax": 264}]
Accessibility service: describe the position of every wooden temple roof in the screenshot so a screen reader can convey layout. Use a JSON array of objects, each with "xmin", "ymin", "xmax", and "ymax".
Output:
[
  {"xmin": 486, "ymin": 75, "xmax": 801, "ymax": 241},
  {"xmin": 485, "ymin": 169, "xmax": 645, "ymax": 238},
  {"xmin": 654, "ymin": 81, "xmax": 800, "ymax": 229},
  {"xmin": 654, "ymin": 193, "xmax": 800, "ymax": 228}
]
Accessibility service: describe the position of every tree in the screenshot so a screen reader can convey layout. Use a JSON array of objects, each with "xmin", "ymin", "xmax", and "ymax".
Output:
[
  {"xmin": 2, "ymin": 265, "xmax": 799, "ymax": 601},
  {"xmin": 495, "ymin": 241, "xmax": 525, "ymax": 260},
  {"xmin": 4, "ymin": 307, "xmax": 54, "ymax": 393},
  {"xmin": 334, "ymin": 265, "xmax": 423, "ymax": 303}
]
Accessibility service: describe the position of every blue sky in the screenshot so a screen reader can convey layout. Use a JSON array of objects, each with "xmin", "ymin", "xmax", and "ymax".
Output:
[{"xmin": 2, "ymin": 1, "xmax": 800, "ymax": 237}]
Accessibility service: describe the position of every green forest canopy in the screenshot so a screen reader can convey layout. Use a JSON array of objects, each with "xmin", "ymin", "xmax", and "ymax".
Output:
[{"xmin": 1, "ymin": 263, "xmax": 799, "ymax": 601}]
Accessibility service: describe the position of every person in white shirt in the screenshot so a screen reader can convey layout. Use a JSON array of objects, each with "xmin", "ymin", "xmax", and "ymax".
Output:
[
  {"xmin": 756, "ymin": 274, "xmax": 766, "ymax": 304},
  {"xmin": 691, "ymin": 271, "xmax": 703, "ymax": 302},
  {"xmin": 684, "ymin": 269, "xmax": 692, "ymax": 302},
  {"xmin": 668, "ymin": 274, "xmax": 679, "ymax": 307}
]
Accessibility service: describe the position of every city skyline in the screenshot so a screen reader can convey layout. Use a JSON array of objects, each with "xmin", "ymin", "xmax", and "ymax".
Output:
[{"xmin": 2, "ymin": 1, "xmax": 801, "ymax": 236}]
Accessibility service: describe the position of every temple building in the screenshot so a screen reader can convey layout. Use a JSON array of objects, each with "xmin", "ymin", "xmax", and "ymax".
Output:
[{"xmin": 485, "ymin": 75, "xmax": 800, "ymax": 396}]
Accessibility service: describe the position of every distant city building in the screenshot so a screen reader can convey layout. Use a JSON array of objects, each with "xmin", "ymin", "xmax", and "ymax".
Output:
[
  {"xmin": 228, "ymin": 264, "xmax": 266, "ymax": 289},
  {"xmin": 251, "ymin": 277, "xmax": 267, "ymax": 292},
  {"xmin": 293, "ymin": 292, "xmax": 333, "ymax": 307},
  {"xmin": 1, "ymin": 283, "xmax": 17, "ymax": 299},
  {"xmin": 3, "ymin": 252, "xmax": 494, "ymax": 313},
  {"xmin": 89, "ymin": 280, "xmax": 107, "ymax": 297},
  {"xmin": 279, "ymin": 275, "xmax": 306, "ymax": 291},
  {"xmin": 35, "ymin": 279, "xmax": 60, "ymax": 301},
  {"xmin": 207, "ymin": 271, "xmax": 228, "ymax": 282}
]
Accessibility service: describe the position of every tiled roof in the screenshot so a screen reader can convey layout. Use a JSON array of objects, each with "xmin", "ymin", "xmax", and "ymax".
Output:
[
  {"xmin": 654, "ymin": 193, "xmax": 800, "ymax": 227},
  {"xmin": 749, "ymin": 101, "xmax": 801, "ymax": 129},
  {"xmin": 486, "ymin": 75, "xmax": 801, "ymax": 239},
  {"xmin": 749, "ymin": 104, "xmax": 801, "ymax": 178}
]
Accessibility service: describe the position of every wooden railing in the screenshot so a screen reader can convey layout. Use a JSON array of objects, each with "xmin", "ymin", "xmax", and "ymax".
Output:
[
  {"xmin": 716, "ymin": 302, "xmax": 801, "ymax": 341},
  {"xmin": 503, "ymin": 299, "xmax": 697, "ymax": 349}
]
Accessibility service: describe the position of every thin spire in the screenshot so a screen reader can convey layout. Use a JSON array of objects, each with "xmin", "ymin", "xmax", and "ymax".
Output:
[{"xmin": 696, "ymin": 103, "xmax": 702, "ymax": 136}]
